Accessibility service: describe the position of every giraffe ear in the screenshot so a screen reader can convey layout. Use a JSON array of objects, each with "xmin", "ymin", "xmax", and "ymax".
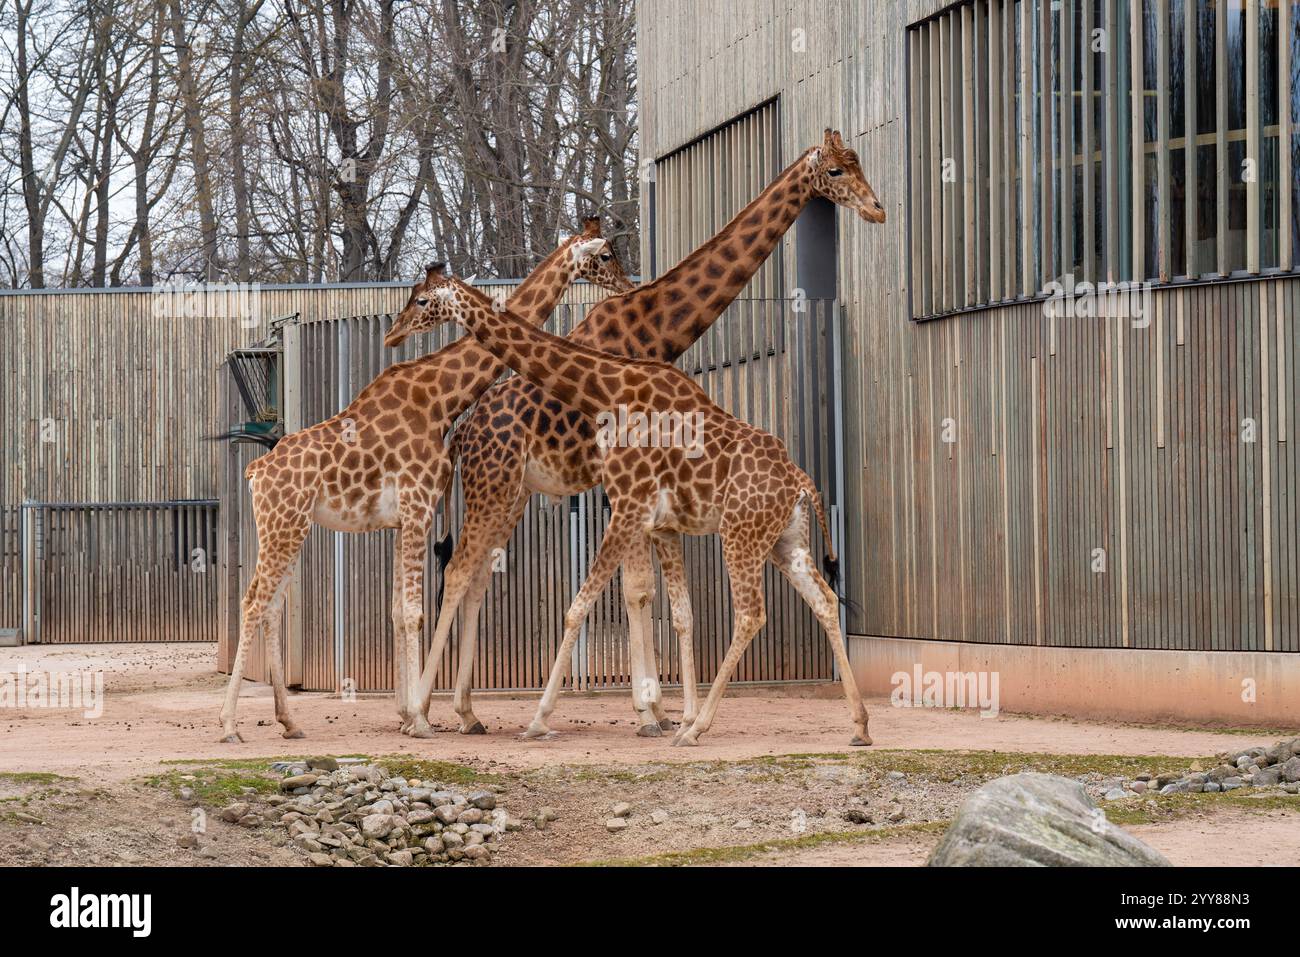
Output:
[
  {"xmin": 831, "ymin": 129, "xmax": 845, "ymax": 148},
  {"xmin": 823, "ymin": 127, "xmax": 835, "ymax": 145},
  {"xmin": 571, "ymin": 237, "xmax": 607, "ymax": 261},
  {"xmin": 581, "ymin": 217, "xmax": 602, "ymax": 237}
]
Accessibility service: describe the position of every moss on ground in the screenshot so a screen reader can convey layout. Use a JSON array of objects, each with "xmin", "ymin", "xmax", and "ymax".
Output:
[
  {"xmin": 1102, "ymin": 789, "xmax": 1300, "ymax": 826},
  {"xmin": 145, "ymin": 767, "xmax": 279, "ymax": 804},
  {"xmin": 376, "ymin": 758, "xmax": 501, "ymax": 787},
  {"xmin": 582, "ymin": 820, "xmax": 950, "ymax": 867}
]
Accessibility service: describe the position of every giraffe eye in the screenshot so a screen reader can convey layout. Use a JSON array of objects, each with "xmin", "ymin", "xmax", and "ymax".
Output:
[
  {"xmin": 417, "ymin": 298, "xmax": 428, "ymax": 306},
  {"xmin": 828, "ymin": 169, "xmax": 844, "ymax": 177},
  {"xmin": 600, "ymin": 253, "xmax": 612, "ymax": 261}
]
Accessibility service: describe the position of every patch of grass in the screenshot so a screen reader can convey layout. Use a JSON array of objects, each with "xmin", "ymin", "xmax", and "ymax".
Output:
[
  {"xmin": 1103, "ymin": 789, "xmax": 1300, "ymax": 826},
  {"xmin": 0, "ymin": 771, "xmax": 75, "ymax": 785},
  {"xmin": 376, "ymin": 758, "xmax": 501, "ymax": 787},
  {"xmin": 582, "ymin": 820, "xmax": 950, "ymax": 867},
  {"xmin": 145, "ymin": 767, "xmax": 279, "ymax": 805},
  {"xmin": 160, "ymin": 754, "xmax": 369, "ymax": 770}
]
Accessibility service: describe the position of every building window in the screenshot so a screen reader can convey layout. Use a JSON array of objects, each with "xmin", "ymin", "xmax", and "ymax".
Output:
[{"xmin": 906, "ymin": 0, "xmax": 1299, "ymax": 321}]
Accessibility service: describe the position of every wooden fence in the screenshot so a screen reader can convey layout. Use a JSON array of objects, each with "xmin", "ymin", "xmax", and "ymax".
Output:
[{"xmin": 17, "ymin": 501, "xmax": 219, "ymax": 644}]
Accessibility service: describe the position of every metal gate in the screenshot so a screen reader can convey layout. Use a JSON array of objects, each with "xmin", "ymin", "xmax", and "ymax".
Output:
[
  {"xmin": 219, "ymin": 297, "xmax": 847, "ymax": 692},
  {"xmin": 18, "ymin": 500, "xmax": 220, "ymax": 644}
]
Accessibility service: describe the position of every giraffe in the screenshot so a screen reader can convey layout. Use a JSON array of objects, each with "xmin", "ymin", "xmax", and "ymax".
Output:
[
  {"xmin": 398, "ymin": 273, "xmax": 873, "ymax": 746},
  {"xmin": 217, "ymin": 220, "xmax": 633, "ymax": 743},
  {"xmin": 401, "ymin": 129, "xmax": 884, "ymax": 737}
]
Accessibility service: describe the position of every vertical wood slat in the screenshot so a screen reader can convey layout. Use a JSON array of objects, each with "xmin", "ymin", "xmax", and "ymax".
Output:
[
  {"xmin": 1156, "ymin": 0, "xmax": 1170, "ymax": 282},
  {"xmin": 1105, "ymin": 0, "xmax": 1120, "ymax": 282},
  {"xmin": 1245, "ymin": 0, "xmax": 1260, "ymax": 275},
  {"xmin": 1185, "ymin": 0, "xmax": 1197, "ymax": 277},
  {"xmin": 1216, "ymin": 0, "xmax": 1229, "ymax": 276},
  {"xmin": 1061, "ymin": 0, "xmax": 1075, "ymax": 278},
  {"xmin": 989, "ymin": 0, "xmax": 1003, "ymax": 301},
  {"xmin": 963, "ymin": 2, "xmax": 978, "ymax": 307},
  {"xmin": 1281, "ymin": 0, "xmax": 1293, "ymax": 272},
  {"xmin": 1082, "ymin": 0, "xmax": 1095, "ymax": 280},
  {"xmin": 1021, "ymin": 0, "xmax": 1035, "ymax": 295},
  {"xmin": 1040, "ymin": 0, "xmax": 1054, "ymax": 287},
  {"xmin": 1131, "ymin": 0, "xmax": 1145, "ymax": 281}
]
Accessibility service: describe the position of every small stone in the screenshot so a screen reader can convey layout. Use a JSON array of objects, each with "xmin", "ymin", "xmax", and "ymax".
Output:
[
  {"xmin": 456, "ymin": 807, "xmax": 484, "ymax": 825},
  {"xmin": 280, "ymin": 774, "xmax": 318, "ymax": 791},
  {"xmin": 1251, "ymin": 767, "xmax": 1282, "ymax": 787},
  {"xmin": 361, "ymin": 813, "xmax": 394, "ymax": 840},
  {"xmin": 733, "ymin": 819, "xmax": 753, "ymax": 830},
  {"xmin": 606, "ymin": 818, "xmax": 629, "ymax": 832},
  {"xmin": 307, "ymin": 757, "xmax": 339, "ymax": 772},
  {"xmin": 888, "ymin": 809, "xmax": 905, "ymax": 823},
  {"xmin": 308, "ymin": 852, "xmax": 334, "ymax": 867},
  {"xmin": 611, "ymin": 802, "xmax": 632, "ymax": 818},
  {"xmin": 386, "ymin": 850, "xmax": 414, "ymax": 867},
  {"xmin": 537, "ymin": 806, "xmax": 559, "ymax": 822},
  {"xmin": 1130, "ymin": 781, "xmax": 1147, "ymax": 794},
  {"xmin": 468, "ymin": 790, "xmax": 497, "ymax": 811},
  {"xmin": 650, "ymin": 809, "xmax": 670, "ymax": 825},
  {"xmin": 219, "ymin": 802, "xmax": 251, "ymax": 822},
  {"xmin": 1203, "ymin": 782, "xmax": 1221, "ymax": 793},
  {"xmin": 177, "ymin": 834, "xmax": 199, "ymax": 849},
  {"xmin": 1222, "ymin": 777, "xmax": 1245, "ymax": 791},
  {"xmin": 886, "ymin": 771, "xmax": 906, "ymax": 781},
  {"xmin": 1104, "ymin": 788, "xmax": 1126, "ymax": 801},
  {"xmin": 842, "ymin": 808, "xmax": 873, "ymax": 824},
  {"xmin": 198, "ymin": 845, "xmax": 219, "ymax": 860},
  {"xmin": 178, "ymin": 786, "xmax": 195, "ymax": 802},
  {"xmin": 424, "ymin": 836, "xmax": 446, "ymax": 855}
]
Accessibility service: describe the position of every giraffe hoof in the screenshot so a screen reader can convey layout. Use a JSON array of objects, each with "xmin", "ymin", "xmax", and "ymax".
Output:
[
  {"xmin": 218, "ymin": 732, "xmax": 244, "ymax": 744},
  {"xmin": 671, "ymin": 733, "xmax": 699, "ymax": 748},
  {"xmin": 281, "ymin": 728, "xmax": 306, "ymax": 740},
  {"xmin": 460, "ymin": 721, "xmax": 488, "ymax": 735},
  {"xmin": 658, "ymin": 717, "xmax": 677, "ymax": 731},
  {"xmin": 850, "ymin": 735, "xmax": 873, "ymax": 747},
  {"xmin": 636, "ymin": 723, "xmax": 663, "ymax": 737},
  {"xmin": 520, "ymin": 725, "xmax": 555, "ymax": 740}
]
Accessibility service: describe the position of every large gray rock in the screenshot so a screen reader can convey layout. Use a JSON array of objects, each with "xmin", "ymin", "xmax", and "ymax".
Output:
[{"xmin": 926, "ymin": 773, "xmax": 1170, "ymax": 867}]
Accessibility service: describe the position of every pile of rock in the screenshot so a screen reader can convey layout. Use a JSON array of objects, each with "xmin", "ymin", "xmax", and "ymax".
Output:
[
  {"xmin": 217, "ymin": 757, "xmax": 521, "ymax": 867},
  {"xmin": 1100, "ymin": 736, "xmax": 1300, "ymax": 801}
]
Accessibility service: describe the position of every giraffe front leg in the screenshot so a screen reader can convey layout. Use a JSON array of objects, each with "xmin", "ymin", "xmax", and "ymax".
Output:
[
  {"xmin": 265, "ymin": 586, "xmax": 304, "ymax": 739},
  {"xmin": 523, "ymin": 515, "xmax": 636, "ymax": 739},
  {"xmin": 623, "ymin": 539, "xmax": 664, "ymax": 736},
  {"xmin": 674, "ymin": 554, "xmax": 767, "ymax": 748},
  {"xmin": 397, "ymin": 517, "xmax": 435, "ymax": 739},
  {"xmin": 390, "ymin": 534, "xmax": 414, "ymax": 734},
  {"xmin": 653, "ymin": 532, "xmax": 695, "ymax": 728},
  {"xmin": 451, "ymin": 558, "xmax": 494, "ymax": 733}
]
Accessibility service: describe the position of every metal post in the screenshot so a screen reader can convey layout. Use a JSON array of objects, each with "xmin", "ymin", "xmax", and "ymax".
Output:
[
  {"xmin": 20, "ymin": 501, "xmax": 41, "ymax": 645},
  {"xmin": 334, "ymin": 320, "xmax": 349, "ymax": 692}
]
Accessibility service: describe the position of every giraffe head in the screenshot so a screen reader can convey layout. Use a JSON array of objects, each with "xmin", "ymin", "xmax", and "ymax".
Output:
[
  {"xmin": 387, "ymin": 272, "xmax": 479, "ymax": 338},
  {"xmin": 806, "ymin": 128, "xmax": 886, "ymax": 224},
  {"xmin": 569, "ymin": 216, "xmax": 636, "ymax": 293},
  {"xmin": 386, "ymin": 223, "xmax": 632, "ymax": 347}
]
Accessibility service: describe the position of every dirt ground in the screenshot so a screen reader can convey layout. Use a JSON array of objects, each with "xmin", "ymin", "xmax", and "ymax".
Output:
[{"xmin": 2, "ymin": 642, "xmax": 1298, "ymax": 867}]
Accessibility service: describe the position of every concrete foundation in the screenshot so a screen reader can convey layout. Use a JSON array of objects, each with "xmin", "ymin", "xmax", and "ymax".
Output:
[{"xmin": 848, "ymin": 635, "xmax": 1299, "ymax": 727}]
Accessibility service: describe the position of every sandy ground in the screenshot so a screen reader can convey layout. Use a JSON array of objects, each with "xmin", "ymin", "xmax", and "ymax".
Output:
[{"xmin": 2, "ymin": 642, "xmax": 1297, "ymax": 867}]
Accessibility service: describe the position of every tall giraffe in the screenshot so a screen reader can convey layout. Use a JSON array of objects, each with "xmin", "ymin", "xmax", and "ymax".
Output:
[
  {"xmin": 400, "ymin": 129, "xmax": 883, "ymax": 737},
  {"xmin": 401, "ymin": 274, "xmax": 872, "ymax": 746},
  {"xmin": 217, "ymin": 221, "xmax": 633, "ymax": 743}
]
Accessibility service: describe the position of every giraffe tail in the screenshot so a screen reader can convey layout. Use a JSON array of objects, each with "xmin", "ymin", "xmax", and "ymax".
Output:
[{"xmin": 800, "ymin": 475, "xmax": 860, "ymax": 616}]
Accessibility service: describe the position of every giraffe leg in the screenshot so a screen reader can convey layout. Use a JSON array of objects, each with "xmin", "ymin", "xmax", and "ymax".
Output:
[
  {"xmin": 523, "ymin": 513, "xmax": 638, "ymax": 739},
  {"xmin": 623, "ymin": 537, "xmax": 663, "ymax": 736},
  {"xmin": 397, "ymin": 510, "xmax": 435, "ymax": 739},
  {"xmin": 391, "ymin": 533, "xmax": 412, "ymax": 731},
  {"xmin": 450, "ymin": 557, "xmax": 494, "ymax": 733},
  {"xmin": 264, "ymin": 582, "xmax": 304, "ymax": 739},
  {"xmin": 770, "ymin": 498, "xmax": 871, "ymax": 745},
  {"xmin": 413, "ymin": 488, "xmax": 526, "ymax": 731},
  {"xmin": 653, "ymin": 532, "xmax": 695, "ymax": 727},
  {"xmin": 219, "ymin": 511, "xmax": 309, "ymax": 742}
]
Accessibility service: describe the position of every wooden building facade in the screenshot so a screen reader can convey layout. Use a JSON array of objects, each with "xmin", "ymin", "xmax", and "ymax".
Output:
[{"xmin": 637, "ymin": 0, "xmax": 1299, "ymax": 721}]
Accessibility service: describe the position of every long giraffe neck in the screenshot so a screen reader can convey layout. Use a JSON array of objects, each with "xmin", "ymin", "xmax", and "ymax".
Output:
[
  {"xmin": 456, "ymin": 289, "xmax": 630, "ymax": 420},
  {"xmin": 605, "ymin": 149, "xmax": 815, "ymax": 363},
  {"xmin": 429, "ymin": 239, "xmax": 578, "ymax": 417}
]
